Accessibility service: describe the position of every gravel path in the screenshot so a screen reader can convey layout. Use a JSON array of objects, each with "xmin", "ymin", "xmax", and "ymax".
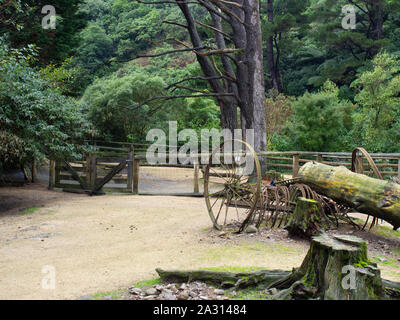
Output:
[
  {"xmin": 0, "ymin": 184, "xmax": 307, "ymax": 300},
  {"xmin": 0, "ymin": 184, "xmax": 398, "ymax": 300}
]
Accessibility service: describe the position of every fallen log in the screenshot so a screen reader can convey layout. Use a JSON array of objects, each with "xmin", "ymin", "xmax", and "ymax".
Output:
[
  {"xmin": 298, "ymin": 162, "xmax": 400, "ymax": 230},
  {"xmin": 155, "ymin": 268, "xmax": 290, "ymax": 289}
]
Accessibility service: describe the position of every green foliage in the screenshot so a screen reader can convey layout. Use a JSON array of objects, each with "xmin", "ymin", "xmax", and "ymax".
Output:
[
  {"xmin": 178, "ymin": 98, "xmax": 220, "ymax": 131},
  {"xmin": 349, "ymin": 51, "xmax": 400, "ymax": 152},
  {"xmin": 0, "ymin": 131, "xmax": 25, "ymax": 172},
  {"xmin": 0, "ymin": 39, "xmax": 88, "ymax": 166},
  {"xmin": 40, "ymin": 57, "xmax": 77, "ymax": 96},
  {"xmin": 281, "ymin": 81, "xmax": 352, "ymax": 151},
  {"xmin": 71, "ymin": 0, "xmax": 189, "ymax": 93},
  {"xmin": 1, "ymin": 0, "xmax": 87, "ymax": 65},
  {"xmin": 82, "ymin": 71, "xmax": 169, "ymax": 142}
]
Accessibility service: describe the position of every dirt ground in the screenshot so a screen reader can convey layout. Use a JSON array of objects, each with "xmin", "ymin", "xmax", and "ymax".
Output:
[{"xmin": 0, "ymin": 183, "xmax": 399, "ymax": 300}]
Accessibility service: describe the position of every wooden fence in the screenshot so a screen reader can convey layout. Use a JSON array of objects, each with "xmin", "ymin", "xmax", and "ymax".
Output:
[
  {"xmin": 259, "ymin": 151, "xmax": 400, "ymax": 178},
  {"xmin": 49, "ymin": 142, "xmax": 140, "ymax": 194},
  {"xmin": 48, "ymin": 141, "xmax": 400, "ymax": 195}
]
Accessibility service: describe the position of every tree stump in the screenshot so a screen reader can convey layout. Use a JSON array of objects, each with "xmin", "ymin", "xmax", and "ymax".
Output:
[
  {"xmin": 270, "ymin": 233, "xmax": 386, "ymax": 300},
  {"xmin": 284, "ymin": 197, "xmax": 335, "ymax": 238},
  {"xmin": 155, "ymin": 234, "xmax": 397, "ymax": 300}
]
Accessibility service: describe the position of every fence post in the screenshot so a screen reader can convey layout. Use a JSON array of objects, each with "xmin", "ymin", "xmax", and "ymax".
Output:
[
  {"xmin": 48, "ymin": 159, "xmax": 55, "ymax": 190},
  {"xmin": 398, "ymin": 158, "xmax": 400, "ymax": 178},
  {"xmin": 55, "ymin": 160, "xmax": 60, "ymax": 187},
  {"xmin": 86, "ymin": 154, "xmax": 97, "ymax": 190},
  {"xmin": 127, "ymin": 150, "xmax": 134, "ymax": 193},
  {"xmin": 194, "ymin": 160, "xmax": 200, "ymax": 194},
  {"xmin": 31, "ymin": 158, "xmax": 37, "ymax": 182},
  {"xmin": 85, "ymin": 154, "xmax": 91, "ymax": 188},
  {"xmin": 317, "ymin": 154, "xmax": 323, "ymax": 163},
  {"xmin": 354, "ymin": 153, "xmax": 364, "ymax": 174},
  {"xmin": 133, "ymin": 158, "xmax": 140, "ymax": 195},
  {"xmin": 292, "ymin": 154, "xmax": 300, "ymax": 177}
]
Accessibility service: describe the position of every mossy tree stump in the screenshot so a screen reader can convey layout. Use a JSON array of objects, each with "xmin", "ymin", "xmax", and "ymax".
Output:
[
  {"xmin": 155, "ymin": 234, "xmax": 393, "ymax": 300},
  {"xmin": 284, "ymin": 197, "xmax": 335, "ymax": 238},
  {"xmin": 270, "ymin": 233, "xmax": 385, "ymax": 300}
]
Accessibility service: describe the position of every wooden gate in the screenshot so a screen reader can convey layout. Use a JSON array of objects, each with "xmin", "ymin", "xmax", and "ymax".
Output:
[{"xmin": 49, "ymin": 150, "xmax": 139, "ymax": 195}]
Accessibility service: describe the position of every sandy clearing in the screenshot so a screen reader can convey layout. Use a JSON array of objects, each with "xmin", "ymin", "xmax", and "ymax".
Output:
[{"xmin": 0, "ymin": 190, "xmax": 308, "ymax": 300}]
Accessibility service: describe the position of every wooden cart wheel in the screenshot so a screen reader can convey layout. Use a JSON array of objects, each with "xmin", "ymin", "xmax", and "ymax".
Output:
[{"xmin": 204, "ymin": 139, "xmax": 262, "ymax": 233}]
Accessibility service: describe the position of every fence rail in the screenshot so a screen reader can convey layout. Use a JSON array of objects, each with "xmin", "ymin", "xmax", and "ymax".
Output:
[{"xmin": 49, "ymin": 141, "xmax": 400, "ymax": 195}]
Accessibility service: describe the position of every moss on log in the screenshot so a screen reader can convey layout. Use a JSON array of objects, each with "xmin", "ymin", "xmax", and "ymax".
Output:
[
  {"xmin": 155, "ymin": 268, "xmax": 290, "ymax": 289},
  {"xmin": 284, "ymin": 197, "xmax": 335, "ymax": 238},
  {"xmin": 298, "ymin": 162, "xmax": 400, "ymax": 230}
]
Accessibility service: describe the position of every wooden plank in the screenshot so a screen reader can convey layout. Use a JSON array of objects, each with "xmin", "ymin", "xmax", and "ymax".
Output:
[
  {"xmin": 96, "ymin": 157, "xmax": 126, "ymax": 163},
  {"xmin": 85, "ymin": 154, "xmax": 91, "ymax": 188},
  {"xmin": 267, "ymin": 163, "xmax": 293, "ymax": 168},
  {"xmin": 60, "ymin": 166, "xmax": 86, "ymax": 172},
  {"xmin": 62, "ymin": 160, "xmax": 88, "ymax": 190},
  {"xmin": 194, "ymin": 161, "xmax": 199, "ymax": 193},
  {"xmin": 48, "ymin": 160, "xmax": 55, "ymax": 190},
  {"xmin": 127, "ymin": 151, "xmax": 134, "ymax": 192},
  {"xmin": 293, "ymin": 154, "xmax": 300, "ymax": 177},
  {"xmin": 322, "ymin": 161, "xmax": 352, "ymax": 167},
  {"xmin": 133, "ymin": 159, "xmax": 140, "ymax": 195},
  {"xmin": 92, "ymin": 160, "xmax": 127, "ymax": 194},
  {"xmin": 55, "ymin": 183, "xmax": 82, "ymax": 189},
  {"xmin": 90, "ymin": 154, "xmax": 97, "ymax": 190},
  {"xmin": 354, "ymin": 153, "xmax": 364, "ymax": 174}
]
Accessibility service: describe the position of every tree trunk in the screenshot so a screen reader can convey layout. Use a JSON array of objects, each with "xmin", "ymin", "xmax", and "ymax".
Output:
[
  {"xmin": 241, "ymin": 0, "xmax": 267, "ymax": 154},
  {"xmin": 284, "ymin": 197, "xmax": 335, "ymax": 238},
  {"xmin": 265, "ymin": 0, "xmax": 282, "ymax": 92},
  {"xmin": 371, "ymin": 0, "xmax": 383, "ymax": 41},
  {"xmin": 298, "ymin": 162, "xmax": 400, "ymax": 230}
]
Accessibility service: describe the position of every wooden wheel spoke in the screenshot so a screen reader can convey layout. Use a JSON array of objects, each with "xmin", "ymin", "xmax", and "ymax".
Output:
[
  {"xmin": 204, "ymin": 139, "xmax": 261, "ymax": 232},
  {"xmin": 215, "ymin": 196, "xmax": 226, "ymax": 223}
]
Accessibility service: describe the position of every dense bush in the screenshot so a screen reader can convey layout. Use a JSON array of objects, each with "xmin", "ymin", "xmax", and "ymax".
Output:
[
  {"xmin": 278, "ymin": 81, "xmax": 353, "ymax": 152},
  {"xmin": 0, "ymin": 39, "xmax": 88, "ymax": 167}
]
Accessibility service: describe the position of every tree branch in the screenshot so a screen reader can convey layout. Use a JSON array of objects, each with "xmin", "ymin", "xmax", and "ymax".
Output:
[
  {"xmin": 162, "ymin": 20, "xmax": 188, "ymax": 29},
  {"xmin": 195, "ymin": 20, "xmax": 233, "ymax": 40},
  {"xmin": 125, "ymin": 93, "xmax": 236, "ymax": 111},
  {"xmin": 202, "ymin": 0, "xmax": 245, "ymax": 25},
  {"xmin": 165, "ymin": 75, "xmax": 235, "ymax": 90}
]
